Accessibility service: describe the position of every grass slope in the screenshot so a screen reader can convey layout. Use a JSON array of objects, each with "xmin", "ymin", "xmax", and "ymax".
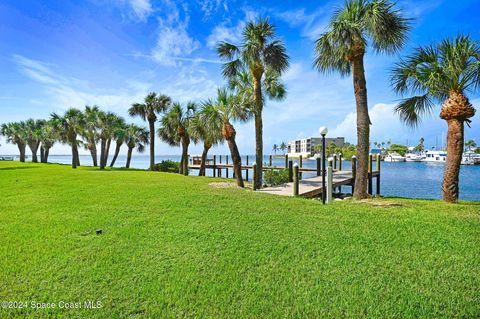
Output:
[{"xmin": 0, "ymin": 161, "xmax": 479, "ymax": 318}]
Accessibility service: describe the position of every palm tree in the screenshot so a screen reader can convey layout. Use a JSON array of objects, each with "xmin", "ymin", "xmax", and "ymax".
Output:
[
  {"xmin": 39, "ymin": 120, "xmax": 58, "ymax": 163},
  {"xmin": 129, "ymin": 93, "xmax": 172, "ymax": 171},
  {"xmin": 190, "ymin": 113, "xmax": 223, "ymax": 176},
  {"xmin": 51, "ymin": 108, "xmax": 85, "ymax": 169},
  {"xmin": 217, "ymin": 18, "xmax": 289, "ymax": 189},
  {"xmin": 124, "ymin": 124, "xmax": 149, "ymax": 169},
  {"xmin": 110, "ymin": 121, "xmax": 128, "ymax": 167},
  {"xmin": 313, "ymin": 0, "xmax": 410, "ymax": 199},
  {"xmin": 272, "ymin": 144, "xmax": 278, "ymax": 155},
  {"xmin": 24, "ymin": 119, "xmax": 45, "ymax": 163},
  {"xmin": 199, "ymin": 88, "xmax": 251, "ymax": 187},
  {"xmin": 1, "ymin": 122, "xmax": 27, "ymax": 162},
  {"xmin": 279, "ymin": 141, "xmax": 287, "ymax": 154},
  {"xmin": 465, "ymin": 139, "xmax": 477, "ymax": 151},
  {"xmin": 391, "ymin": 35, "xmax": 479, "ymax": 203},
  {"xmin": 158, "ymin": 102, "xmax": 197, "ymax": 175},
  {"xmin": 98, "ymin": 112, "xmax": 124, "ymax": 169},
  {"xmin": 82, "ymin": 105, "xmax": 101, "ymax": 166}
]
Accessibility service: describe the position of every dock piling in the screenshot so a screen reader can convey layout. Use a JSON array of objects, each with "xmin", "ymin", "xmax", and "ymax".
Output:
[
  {"xmin": 316, "ymin": 157, "xmax": 321, "ymax": 176},
  {"xmin": 299, "ymin": 155, "xmax": 303, "ymax": 180},
  {"xmin": 218, "ymin": 155, "xmax": 222, "ymax": 177},
  {"xmin": 285, "ymin": 154, "xmax": 288, "ymax": 169},
  {"xmin": 213, "ymin": 155, "xmax": 216, "ymax": 177},
  {"xmin": 252, "ymin": 163, "xmax": 257, "ymax": 191},
  {"xmin": 293, "ymin": 163, "xmax": 299, "ymax": 196},
  {"xmin": 245, "ymin": 155, "xmax": 249, "ymax": 181},
  {"xmin": 326, "ymin": 166, "xmax": 333, "ymax": 204},
  {"xmin": 376, "ymin": 154, "xmax": 381, "ymax": 195},
  {"xmin": 226, "ymin": 155, "xmax": 229, "ymax": 178},
  {"xmin": 288, "ymin": 160, "xmax": 293, "ymax": 182},
  {"xmin": 351, "ymin": 156, "xmax": 357, "ymax": 194},
  {"xmin": 333, "ymin": 154, "xmax": 337, "ymax": 170},
  {"xmin": 269, "ymin": 155, "xmax": 272, "ymax": 167},
  {"xmin": 339, "ymin": 154, "xmax": 342, "ymax": 171},
  {"xmin": 368, "ymin": 154, "xmax": 373, "ymax": 195}
]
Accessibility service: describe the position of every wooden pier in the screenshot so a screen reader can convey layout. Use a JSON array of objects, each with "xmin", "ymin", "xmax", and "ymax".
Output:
[{"xmin": 189, "ymin": 154, "xmax": 381, "ymax": 198}]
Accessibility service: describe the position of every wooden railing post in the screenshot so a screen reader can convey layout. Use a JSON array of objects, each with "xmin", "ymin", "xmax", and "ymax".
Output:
[
  {"xmin": 326, "ymin": 166, "xmax": 333, "ymax": 204},
  {"xmin": 293, "ymin": 163, "xmax": 299, "ymax": 196},
  {"xmin": 368, "ymin": 154, "xmax": 373, "ymax": 195},
  {"xmin": 299, "ymin": 155, "xmax": 303, "ymax": 180},
  {"xmin": 288, "ymin": 160, "xmax": 293, "ymax": 182},
  {"xmin": 218, "ymin": 155, "xmax": 222, "ymax": 177},
  {"xmin": 351, "ymin": 156, "xmax": 356, "ymax": 194},
  {"xmin": 226, "ymin": 155, "xmax": 229, "ymax": 178},
  {"xmin": 252, "ymin": 163, "xmax": 257, "ymax": 191},
  {"xmin": 213, "ymin": 155, "xmax": 216, "ymax": 177},
  {"xmin": 316, "ymin": 157, "xmax": 321, "ymax": 176},
  {"xmin": 376, "ymin": 154, "xmax": 381, "ymax": 195}
]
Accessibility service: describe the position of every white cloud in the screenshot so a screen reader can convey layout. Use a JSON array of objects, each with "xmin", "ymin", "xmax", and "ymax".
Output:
[
  {"xmin": 151, "ymin": 23, "xmax": 200, "ymax": 66},
  {"xmin": 273, "ymin": 5, "xmax": 332, "ymax": 40},
  {"xmin": 127, "ymin": 0, "xmax": 153, "ymax": 20},
  {"xmin": 196, "ymin": 0, "xmax": 229, "ymax": 20},
  {"xmin": 206, "ymin": 9, "xmax": 259, "ymax": 48},
  {"xmin": 12, "ymin": 54, "xmax": 153, "ymax": 112}
]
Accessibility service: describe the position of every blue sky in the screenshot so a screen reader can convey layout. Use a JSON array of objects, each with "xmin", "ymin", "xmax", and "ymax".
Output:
[{"xmin": 0, "ymin": 0, "xmax": 479, "ymax": 155}]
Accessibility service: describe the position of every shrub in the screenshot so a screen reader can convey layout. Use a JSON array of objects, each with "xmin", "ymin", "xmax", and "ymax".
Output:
[
  {"xmin": 263, "ymin": 169, "xmax": 290, "ymax": 186},
  {"xmin": 154, "ymin": 160, "xmax": 180, "ymax": 173}
]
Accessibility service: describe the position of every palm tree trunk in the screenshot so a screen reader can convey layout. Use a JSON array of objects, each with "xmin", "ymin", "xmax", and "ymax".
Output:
[
  {"xmin": 351, "ymin": 54, "xmax": 370, "ymax": 199},
  {"xmin": 181, "ymin": 139, "xmax": 189, "ymax": 176},
  {"xmin": 44, "ymin": 147, "xmax": 50, "ymax": 163},
  {"xmin": 254, "ymin": 113, "xmax": 263, "ymax": 189},
  {"xmin": 29, "ymin": 143, "xmax": 39, "ymax": 163},
  {"xmin": 71, "ymin": 142, "xmax": 78, "ymax": 169},
  {"xmin": 99, "ymin": 138, "xmax": 106, "ymax": 169},
  {"xmin": 90, "ymin": 143, "xmax": 98, "ymax": 167},
  {"xmin": 104, "ymin": 138, "xmax": 112, "ymax": 167},
  {"xmin": 18, "ymin": 144, "xmax": 26, "ymax": 162},
  {"xmin": 227, "ymin": 138, "xmax": 244, "ymax": 187},
  {"xmin": 126, "ymin": 147, "xmax": 133, "ymax": 168},
  {"xmin": 199, "ymin": 142, "xmax": 211, "ymax": 176},
  {"xmin": 442, "ymin": 119, "xmax": 464, "ymax": 202},
  {"xmin": 110, "ymin": 142, "xmax": 122, "ymax": 167},
  {"xmin": 148, "ymin": 119, "xmax": 155, "ymax": 171},
  {"xmin": 40, "ymin": 145, "xmax": 45, "ymax": 163}
]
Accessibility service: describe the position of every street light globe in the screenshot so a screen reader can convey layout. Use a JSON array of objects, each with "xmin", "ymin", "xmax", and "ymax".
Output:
[{"xmin": 319, "ymin": 126, "xmax": 328, "ymax": 136}]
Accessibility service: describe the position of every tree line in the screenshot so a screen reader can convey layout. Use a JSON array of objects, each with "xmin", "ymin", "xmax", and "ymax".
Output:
[{"xmin": 1, "ymin": 0, "xmax": 479, "ymax": 203}]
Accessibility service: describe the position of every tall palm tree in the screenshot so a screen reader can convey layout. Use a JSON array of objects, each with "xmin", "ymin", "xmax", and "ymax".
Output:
[
  {"xmin": 129, "ymin": 93, "xmax": 172, "ymax": 171},
  {"xmin": 279, "ymin": 141, "xmax": 287, "ymax": 154},
  {"xmin": 1, "ymin": 121, "xmax": 27, "ymax": 162},
  {"xmin": 272, "ymin": 144, "xmax": 278, "ymax": 155},
  {"xmin": 190, "ymin": 113, "xmax": 224, "ymax": 176},
  {"xmin": 313, "ymin": 0, "xmax": 410, "ymax": 199},
  {"xmin": 25, "ymin": 119, "xmax": 45, "ymax": 163},
  {"xmin": 39, "ymin": 120, "xmax": 58, "ymax": 163},
  {"xmin": 199, "ymin": 88, "xmax": 251, "ymax": 187},
  {"xmin": 82, "ymin": 105, "xmax": 101, "ymax": 167},
  {"xmin": 51, "ymin": 108, "xmax": 85, "ymax": 169},
  {"xmin": 217, "ymin": 18, "xmax": 289, "ymax": 189},
  {"xmin": 124, "ymin": 124, "xmax": 149, "ymax": 169},
  {"xmin": 391, "ymin": 35, "xmax": 479, "ymax": 203},
  {"xmin": 158, "ymin": 102, "xmax": 197, "ymax": 175},
  {"xmin": 109, "ymin": 121, "xmax": 128, "ymax": 167}
]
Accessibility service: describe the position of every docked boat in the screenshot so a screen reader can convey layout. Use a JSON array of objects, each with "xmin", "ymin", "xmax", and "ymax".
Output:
[
  {"xmin": 384, "ymin": 152, "xmax": 406, "ymax": 162},
  {"xmin": 0, "ymin": 156, "xmax": 14, "ymax": 161},
  {"xmin": 405, "ymin": 153, "xmax": 424, "ymax": 162},
  {"xmin": 461, "ymin": 151, "xmax": 480, "ymax": 165},
  {"xmin": 423, "ymin": 150, "xmax": 447, "ymax": 163}
]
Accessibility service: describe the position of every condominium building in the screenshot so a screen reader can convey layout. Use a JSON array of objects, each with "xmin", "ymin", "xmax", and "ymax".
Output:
[{"xmin": 288, "ymin": 136, "xmax": 345, "ymax": 156}]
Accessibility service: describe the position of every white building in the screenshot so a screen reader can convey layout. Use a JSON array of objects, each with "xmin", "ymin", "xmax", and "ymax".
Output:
[{"xmin": 288, "ymin": 136, "xmax": 345, "ymax": 156}]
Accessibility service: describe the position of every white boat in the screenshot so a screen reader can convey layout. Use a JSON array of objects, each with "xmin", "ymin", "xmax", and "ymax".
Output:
[
  {"xmin": 384, "ymin": 152, "xmax": 406, "ymax": 162},
  {"xmin": 462, "ymin": 151, "xmax": 480, "ymax": 165},
  {"xmin": 405, "ymin": 153, "xmax": 424, "ymax": 162},
  {"xmin": 423, "ymin": 150, "xmax": 447, "ymax": 163}
]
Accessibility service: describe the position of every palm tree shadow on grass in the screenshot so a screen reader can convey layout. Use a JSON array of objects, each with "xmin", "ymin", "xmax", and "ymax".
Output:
[{"xmin": 0, "ymin": 166, "xmax": 40, "ymax": 171}]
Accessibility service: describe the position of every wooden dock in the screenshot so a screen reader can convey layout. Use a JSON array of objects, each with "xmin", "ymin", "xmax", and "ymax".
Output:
[{"xmin": 189, "ymin": 153, "xmax": 381, "ymax": 198}]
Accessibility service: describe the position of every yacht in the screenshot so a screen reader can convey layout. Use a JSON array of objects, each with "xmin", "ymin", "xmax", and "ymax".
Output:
[
  {"xmin": 405, "ymin": 153, "xmax": 424, "ymax": 162},
  {"xmin": 423, "ymin": 150, "xmax": 447, "ymax": 163},
  {"xmin": 384, "ymin": 152, "xmax": 406, "ymax": 162},
  {"xmin": 461, "ymin": 151, "xmax": 480, "ymax": 165}
]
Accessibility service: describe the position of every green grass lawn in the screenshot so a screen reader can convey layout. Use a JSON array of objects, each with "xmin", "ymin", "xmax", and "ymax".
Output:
[{"xmin": 0, "ymin": 161, "xmax": 479, "ymax": 318}]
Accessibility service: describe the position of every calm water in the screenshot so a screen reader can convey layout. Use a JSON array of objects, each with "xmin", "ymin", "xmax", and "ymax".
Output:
[{"xmin": 27, "ymin": 154, "xmax": 480, "ymax": 201}]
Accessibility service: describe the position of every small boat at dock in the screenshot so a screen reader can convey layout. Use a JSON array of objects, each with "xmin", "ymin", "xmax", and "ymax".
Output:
[{"xmin": 384, "ymin": 153, "xmax": 406, "ymax": 162}]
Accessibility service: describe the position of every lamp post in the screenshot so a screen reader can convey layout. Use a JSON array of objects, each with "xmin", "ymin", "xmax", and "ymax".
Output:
[{"xmin": 319, "ymin": 126, "xmax": 328, "ymax": 204}]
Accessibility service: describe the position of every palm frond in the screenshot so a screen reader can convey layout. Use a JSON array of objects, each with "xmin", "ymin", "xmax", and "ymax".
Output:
[{"xmin": 394, "ymin": 94, "xmax": 436, "ymax": 128}]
